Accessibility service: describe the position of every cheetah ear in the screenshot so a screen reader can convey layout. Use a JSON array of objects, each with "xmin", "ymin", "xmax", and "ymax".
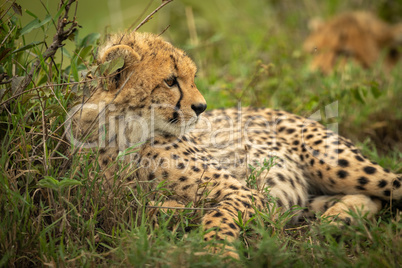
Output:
[
  {"xmin": 308, "ymin": 17, "xmax": 325, "ymax": 32},
  {"xmin": 100, "ymin": 45, "xmax": 141, "ymax": 91}
]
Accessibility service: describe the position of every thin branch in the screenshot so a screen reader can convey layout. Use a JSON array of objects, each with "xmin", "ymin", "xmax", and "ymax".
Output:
[
  {"xmin": 127, "ymin": 0, "xmax": 155, "ymax": 33},
  {"xmin": 13, "ymin": 0, "xmax": 78, "ymax": 96},
  {"xmin": 133, "ymin": 0, "xmax": 173, "ymax": 33},
  {"xmin": 1, "ymin": 25, "xmax": 16, "ymax": 47},
  {"xmin": 0, "ymin": 1, "xmax": 15, "ymax": 21},
  {"xmin": 158, "ymin": 24, "xmax": 170, "ymax": 36},
  {"xmin": 0, "ymin": 78, "xmax": 12, "ymax": 85}
]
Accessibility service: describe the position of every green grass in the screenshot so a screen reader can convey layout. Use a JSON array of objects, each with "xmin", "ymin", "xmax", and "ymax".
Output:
[{"xmin": 1, "ymin": 0, "xmax": 401, "ymax": 267}]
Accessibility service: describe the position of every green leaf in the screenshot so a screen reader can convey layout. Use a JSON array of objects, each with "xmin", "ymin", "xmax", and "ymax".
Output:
[
  {"xmin": 108, "ymin": 58, "xmax": 124, "ymax": 75},
  {"xmin": 102, "ymin": 56, "xmax": 125, "ymax": 76},
  {"xmin": 351, "ymin": 87, "xmax": 365, "ymax": 103},
  {"xmin": 25, "ymin": 10, "xmax": 38, "ymax": 19},
  {"xmin": 76, "ymin": 46, "xmax": 93, "ymax": 65},
  {"xmin": 79, "ymin": 33, "xmax": 101, "ymax": 48},
  {"xmin": 38, "ymin": 176, "xmax": 81, "ymax": 191},
  {"xmin": 58, "ymin": 179, "xmax": 82, "ymax": 189},
  {"xmin": 38, "ymin": 176, "xmax": 60, "ymax": 190},
  {"xmin": 19, "ymin": 14, "xmax": 52, "ymax": 36},
  {"xmin": 12, "ymin": 41, "xmax": 44, "ymax": 54},
  {"xmin": 71, "ymin": 59, "xmax": 79, "ymax": 82},
  {"xmin": 20, "ymin": 18, "xmax": 40, "ymax": 36},
  {"xmin": 370, "ymin": 83, "xmax": 381, "ymax": 99}
]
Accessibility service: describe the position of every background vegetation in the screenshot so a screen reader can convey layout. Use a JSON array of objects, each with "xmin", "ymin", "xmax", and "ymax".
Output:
[{"xmin": 0, "ymin": 0, "xmax": 401, "ymax": 266}]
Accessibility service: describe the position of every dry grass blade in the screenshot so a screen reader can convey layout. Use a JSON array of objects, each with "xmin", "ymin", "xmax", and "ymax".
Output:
[{"xmin": 147, "ymin": 205, "xmax": 217, "ymax": 211}]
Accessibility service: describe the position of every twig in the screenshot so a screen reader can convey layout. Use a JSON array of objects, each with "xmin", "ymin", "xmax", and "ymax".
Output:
[
  {"xmin": 158, "ymin": 25, "xmax": 170, "ymax": 36},
  {"xmin": 133, "ymin": 0, "xmax": 174, "ymax": 33},
  {"xmin": 127, "ymin": 0, "xmax": 155, "ymax": 33},
  {"xmin": 1, "ymin": 25, "xmax": 16, "ymax": 47},
  {"xmin": 0, "ymin": 78, "xmax": 12, "ymax": 85},
  {"xmin": 13, "ymin": 0, "xmax": 78, "ymax": 96},
  {"xmin": 0, "ymin": 1, "xmax": 15, "ymax": 21}
]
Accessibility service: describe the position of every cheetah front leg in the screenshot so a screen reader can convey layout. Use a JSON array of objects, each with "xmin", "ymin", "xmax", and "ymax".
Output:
[
  {"xmin": 200, "ymin": 180, "xmax": 266, "ymax": 258},
  {"xmin": 307, "ymin": 194, "xmax": 382, "ymax": 225}
]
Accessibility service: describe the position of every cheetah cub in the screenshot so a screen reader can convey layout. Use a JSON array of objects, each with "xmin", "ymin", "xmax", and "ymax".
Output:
[{"xmin": 70, "ymin": 32, "xmax": 402, "ymax": 256}]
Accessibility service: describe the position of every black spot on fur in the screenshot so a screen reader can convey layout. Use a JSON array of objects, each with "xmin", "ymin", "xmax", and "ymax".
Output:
[
  {"xmin": 355, "ymin": 155, "xmax": 364, "ymax": 162},
  {"xmin": 277, "ymin": 174, "xmax": 286, "ymax": 182},
  {"xmin": 223, "ymin": 231, "xmax": 235, "ymax": 237},
  {"xmin": 182, "ymin": 185, "xmax": 191, "ymax": 190},
  {"xmin": 358, "ymin": 176, "xmax": 369, "ymax": 185},
  {"xmin": 363, "ymin": 166, "xmax": 377, "ymax": 175},
  {"xmin": 179, "ymin": 176, "xmax": 188, "ymax": 182},
  {"xmin": 314, "ymin": 140, "xmax": 323, "ymax": 145},
  {"xmin": 229, "ymin": 185, "xmax": 239, "ymax": 190},
  {"xmin": 228, "ymin": 223, "xmax": 237, "ymax": 230},
  {"xmin": 213, "ymin": 211, "xmax": 223, "ymax": 217},
  {"xmin": 337, "ymin": 170, "xmax": 349, "ymax": 179},
  {"xmin": 192, "ymin": 166, "xmax": 200, "ymax": 172},
  {"xmin": 338, "ymin": 159, "xmax": 349, "ymax": 168},
  {"xmin": 148, "ymin": 173, "xmax": 155, "ymax": 180},
  {"xmin": 177, "ymin": 163, "xmax": 185, "ymax": 169},
  {"xmin": 378, "ymin": 180, "xmax": 387, "ymax": 188},
  {"xmin": 241, "ymin": 201, "xmax": 251, "ymax": 208}
]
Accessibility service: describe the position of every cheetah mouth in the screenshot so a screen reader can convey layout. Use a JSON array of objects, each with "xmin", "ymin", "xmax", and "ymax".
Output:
[{"xmin": 167, "ymin": 113, "xmax": 199, "ymax": 126}]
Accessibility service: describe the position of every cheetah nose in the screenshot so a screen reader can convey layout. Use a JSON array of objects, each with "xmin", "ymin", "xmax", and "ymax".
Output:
[{"xmin": 191, "ymin": 103, "xmax": 207, "ymax": 116}]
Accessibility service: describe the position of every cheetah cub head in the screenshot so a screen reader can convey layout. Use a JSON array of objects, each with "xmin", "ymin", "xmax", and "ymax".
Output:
[{"xmin": 72, "ymin": 32, "xmax": 207, "ymax": 147}]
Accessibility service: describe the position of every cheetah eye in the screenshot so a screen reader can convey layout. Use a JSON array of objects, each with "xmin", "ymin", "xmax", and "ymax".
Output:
[{"xmin": 164, "ymin": 77, "xmax": 178, "ymax": 88}]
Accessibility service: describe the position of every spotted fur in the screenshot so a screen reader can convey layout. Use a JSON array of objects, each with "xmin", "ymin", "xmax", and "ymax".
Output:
[{"xmin": 71, "ymin": 32, "xmax": 402, "ymax": 256}]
